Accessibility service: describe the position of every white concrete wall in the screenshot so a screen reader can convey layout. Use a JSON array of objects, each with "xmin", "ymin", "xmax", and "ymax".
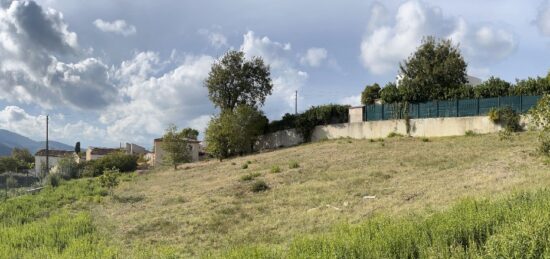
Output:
[
  {"xmin": 256, "ymin": 115, "xmax": 529, "ymax": 150},
  {"xmin": 348, "ymin": 106, "xmax": 364, "ymax": 123},
  {"xmin": 255, "ymin": 129, "xmax": 303, "ymax": 150},
  {"xmin": 35, "ymin": 156, "xmax": 62, "ymax": 175}
]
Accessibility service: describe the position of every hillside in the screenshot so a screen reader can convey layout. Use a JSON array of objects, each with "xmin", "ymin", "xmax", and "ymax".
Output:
[
  {"xmin": 1, "ymin": 131, "xmax": 549, "ymax": 258},
  {"xmin": 97, "ymin": 131, "xmax": 548, "ymax": 257},
  {"xmin": 0, "ymin": 129, "xmax": 72, "ymax": 156}
]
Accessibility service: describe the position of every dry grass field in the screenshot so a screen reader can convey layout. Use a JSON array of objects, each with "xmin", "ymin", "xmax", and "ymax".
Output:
[{"xmin": 92, "ymin": 131, "xmax": 549, "ymax": 257}]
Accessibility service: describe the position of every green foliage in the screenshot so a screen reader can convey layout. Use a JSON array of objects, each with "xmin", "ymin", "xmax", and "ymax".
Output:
[
  {"xmin": 180, "ymin": 127, "xmax": 199, "ymax": 140},
  {"xmin": 270, "ymin": 165, "xmax": 281, "ymax": 174},
  {"xmin": 512, "ymin": 76, "xmax": 550, "ymax": 96},
  {"xmin": 379, "ymin": 82, "xmax": 402, "ymax": 104},
  {"xmin": 11, "ymin": 148, "xmax": 34, "ymax": 171},
  {"xmin": 295, "ymin": 104, "xmax": 349, "ymax": 142},
  {"xmin": 421, "ymin": 138, "xmax": 430, "ymax": 142},
  {"xmin": 529, "ymin": 94, "xmax": 550, "ymax": 156},
  {"xmin": 222, "ymin": 190, "xmax": 550, "ymax": 258},
  {"xmin": 240, "ymin": 172, "xmax": 261, "ymax": 181},
  {"xmin": 0, "ymin": 157, "xmax": 18, "ymax": 174},
  {"xmin": 205, "ymin": 50, "xmax": 273, "ymax": 112},
  {"xmin": 399, "ymin": 37, "xmax": 468, "ymax": 103},
  {"xmin": 465, "ymin": 130, "xmax": 478, "ymax": 136},
  {"xmin": 488, "ymin": 107, "xmax": 521, "ymax": 132},
  {"xmin": 288, "ymin": 161, "xmax": 300, "ymax": 169},
  {"xmin": 82, "ymin": 153, "xmax": 137, "ymax": 177},
  {"xmin": 250, "ymin": 180, "xmax": 269, "ymax": 192},
  {"xmin": 206, "ymin": 105, "xmax": 268, "ymax": 159},
  {"xmin": 361, "ymin": 83, "xmax": 381, "ymax": 105},
  {"xmin": 99, "ymin": 168, "xmax": 119, "ymax": 195},
  {"xmin": 387, "ymin": 132, "xmax": 404, "ymax": 138},
  {"xmin": 241, "ymin": 164, "xmax": 248, "ymax": 169},
  {"xmin": 45, "ymin": 173, "xmax": 61, "ymax": 187},
  {"xmin": 162, "ymin": 124, "xmax": 192, "ymax": 170},
  {"xmin": 474, "ymin": 76, "xmax": 512, "ymax": 98},
  {"xmin": 266, "ymin": 105, "xmax": 349, "ymax": 141},
  {"xmin": 0, "ymin": 179, "xmax": 118, "ymax": 257},
  {"xmin": 56, "ymin": 155, "xmax": 81, "ymax": 180}
]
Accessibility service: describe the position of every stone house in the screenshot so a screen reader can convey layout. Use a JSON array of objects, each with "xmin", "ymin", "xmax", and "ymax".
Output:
[
  {"xmin": 85, "ymin": 147, "xmax": 121, "ymax": 161},
  {"xmin": 152, "ymin": 138, "xmax": 200, "ymax": 166}
]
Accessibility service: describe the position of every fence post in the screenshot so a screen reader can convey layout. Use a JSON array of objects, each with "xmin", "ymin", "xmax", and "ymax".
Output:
[
  {"xmin": 363, "ymin": 106, "xmax": 366, "ymax": 121},
  {"xmin": 417, "ymin": 103, "xmax": 420, "ymax": 118},
  {"xmin": 498, "ymin": 96, "xmax": 500, "ymax": 107},
  {"xmin": 520, "ymin": 95, "xmax": 523, "ymax": 113},
  {"xmin": 436, "ymin": 100, "xmax": 439, "ymax": 117},
  {"xmin": 477, "ymin": 98, "xmax": 480, "ymax": 116},
  {"xmin": 456, "ymin": 99, "xmax": 459, "ymax": 117},
  {"xmin": 381, "ymin": 104, "xmax": 384, "ymax": 120}
]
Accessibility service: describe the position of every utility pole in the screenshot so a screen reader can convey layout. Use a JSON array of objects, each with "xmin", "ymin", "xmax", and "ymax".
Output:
[
  {"xmin": 295, "ymin": 90, "xmax": 298, "ymax": 115},
  {"xmin": 45, "ymin": 115, "xmax": 49, "ymax": 176}
]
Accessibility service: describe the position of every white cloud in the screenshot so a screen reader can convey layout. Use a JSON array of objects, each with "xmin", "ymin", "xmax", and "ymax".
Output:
[
  {"xmin": 535, "ymin": 0, "xmax": 550, "ymax": 36},
  {"xmin": 360, "ymin": 0, "xmax": 517, "ymax": 75},
  {"xmin": 93, "ymin": 19, "xmax": 136, "ymax": 36},
  {"xmin": 198, "ymin": 28, "xmax": 228, "ymax": 48},
  {"xmin": 339, "ymin": 95, "xmax": 361, "ymax": 106},
  {"xmin": 0, "ymin": 1, "xmax": 117, "ymax": 109},
  {"xmin": 240, "ymin": 31, "xmax": 308, "ymax": 116},
  {"xmin": 300, "ymin": 47, "xmax": 328, "ymax": 67}
]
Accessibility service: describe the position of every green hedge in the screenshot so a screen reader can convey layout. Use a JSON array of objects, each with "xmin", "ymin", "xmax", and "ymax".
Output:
[{"xmin": 266, "ymin": 104, "xmax": 349, "ymax": 141}]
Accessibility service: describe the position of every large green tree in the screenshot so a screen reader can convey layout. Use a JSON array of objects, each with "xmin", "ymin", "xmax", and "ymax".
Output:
[
  {"xmin": 205, "ymin": 105, "xmax": 267, "ymax": 160},
  {"xmin": 361, "ymin": 83, "xmax": 381, "ymax": 105},
  {"xmin": 161, "ymin": 125, "xmax": 192, "ymax": 170},
  {"xmin": 399, "ymin": 37, "xmax": 468, "ymax": 103},
  {"xmin": 180, "ymin": 128, "xmax": 199, "ymax": 140},
  {"xmin": 205, "ymin": 50, "xmax": 273, "ymax": 112}
]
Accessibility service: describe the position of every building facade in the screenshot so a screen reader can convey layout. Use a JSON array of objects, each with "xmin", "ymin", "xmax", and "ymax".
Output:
[{"xmin": 34, "ymin": 149, "xmax": 74, "ymax": 175}]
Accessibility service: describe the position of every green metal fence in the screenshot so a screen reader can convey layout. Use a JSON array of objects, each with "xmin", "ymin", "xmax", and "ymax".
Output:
[{"xmin": 364, "ymin": 95, "xmax": 542, "ymax": 121}]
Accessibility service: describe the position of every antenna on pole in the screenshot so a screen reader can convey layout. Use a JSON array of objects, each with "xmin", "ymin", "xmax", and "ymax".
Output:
[
  {"xmin": 295, "ymin": 90, "xmax": 298, "ymax": 115},
  {"xmin": 45, "ymin": 115, "xmax": 49, "ymax": 176}
]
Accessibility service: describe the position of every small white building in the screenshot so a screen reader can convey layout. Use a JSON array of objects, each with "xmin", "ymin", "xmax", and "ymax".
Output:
[{"xmin": 34, "ymin": 149, "xmax": 74, "ymax": 175}]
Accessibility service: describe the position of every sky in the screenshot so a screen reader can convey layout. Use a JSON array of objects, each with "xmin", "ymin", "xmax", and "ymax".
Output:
[{"xmin": 0, "ymin": 0, "xmax": 550, "ymax": 149}]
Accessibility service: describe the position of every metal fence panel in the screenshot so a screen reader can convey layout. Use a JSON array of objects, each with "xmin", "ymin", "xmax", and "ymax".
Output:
[
  {"xmin": 521, "ymin": 95, "xmax": 541, "ymax": 113},
  {"xmin": 437, "ymin": 100, "xmax": 457, "ymax": 117},
  {"xmin": 458, "ymin": 99, "xmax": 478, "ymax": 117},
  {"xmin": 499, "ymin": 96, "xmax": 521, "ymax": 112},
  {"xmin": 363, "ymin": 95, "xmax": 541, "ymax": 122},
  {"xmin": 479, "ymin": 97, "xmax": 498, "ymax": 115},
  {"xmin": 383, "ymin": 103, "xmax": 403, "ymax": 120},
  {"xmin": 365, "ymin": 104, "xmax": 383, "ymax": 121},
  {"xmin": 419, "ymin": 101, "xmax": 438, "ymax": 118}
]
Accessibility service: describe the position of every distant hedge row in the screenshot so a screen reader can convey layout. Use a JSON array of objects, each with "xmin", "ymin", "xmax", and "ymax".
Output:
[{"xmin": 266, "ymin": 104, "xmax": 349, "ymax": 141}]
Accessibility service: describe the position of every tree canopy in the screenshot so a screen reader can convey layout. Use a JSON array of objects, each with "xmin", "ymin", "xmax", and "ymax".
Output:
[
  {"xmin": 399, "ymin": 37, "xmax": 467, "ymax": 103},
  {"xmin": 162, "ymin": 124, "xmax": 192, "ymax": 170},
  {"xmin": 180, "ymin": 128, "xmax": 199, "ymax": 140},
  {"xmin": 205, "ymin": 50, "xmax": 273, "ymax": 112},
  {"xmin": 361, "ymin": 83, "xmax": 381, "ymax": 105},
  {"xmin": 205, "ymin": 105, "xmax": 267, "ymax": 160}
]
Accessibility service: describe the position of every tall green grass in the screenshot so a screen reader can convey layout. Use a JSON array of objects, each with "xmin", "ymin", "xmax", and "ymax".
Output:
[
  {"xmin": 0, "ymin": 178, "xmax": 118, "ymax": 258},
  {"xmin": 222, "ymin": 190, "xmax": 550, "ymax": 258}
]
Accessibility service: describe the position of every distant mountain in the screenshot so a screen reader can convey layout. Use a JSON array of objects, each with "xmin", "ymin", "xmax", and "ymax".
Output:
[{"xmin": 0, "ymin": 129, "xmax": 73, "ymax": 156}]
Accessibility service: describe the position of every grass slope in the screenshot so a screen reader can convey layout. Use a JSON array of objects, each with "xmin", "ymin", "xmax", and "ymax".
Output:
[{"xmin": 94, "ymin": 132, "xmax": 548, "ymax": 257}]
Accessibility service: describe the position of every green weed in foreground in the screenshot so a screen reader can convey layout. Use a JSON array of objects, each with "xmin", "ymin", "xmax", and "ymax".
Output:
[
  {"xmin": 221, "ymin": 189, "xmax": 550, "ymax": 258},
  {"xmin": 0, "ymin": 179, "xmax": 118, "ymax": 258}
]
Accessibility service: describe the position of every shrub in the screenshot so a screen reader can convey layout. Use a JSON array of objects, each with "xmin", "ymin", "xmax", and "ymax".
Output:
[
  {"xmin": 240, "ymin": 172, "xmax": 261, "ymax": 181},
  {"xmin": 251, "ymin": 180, "xmax": 269, "ymax": 192},
  {"xmin": 5, "ymin": 175, "xmax": 17, "ymax": 189},
  {"xmin": 421, "ymin": 138, "xmax": 430, "ymax": 142},
  {"xmin": 99, "ymin": 168, "xmax": 120, "ymax": 195},
  {"xmin": 241, "ymin": 164, "xmax": 248, "ymax": 169},
  {"xmin": 387, "ymin": 132, "xmax": 403, "ymax": 138},
  {"xmin": 81, "ymin": 153, "xmax": 138, "ymax": 177},
  {"xmin": 538, "ymin": 131, "xmax": 550, "ymax": 156},
  {"xmin": 529, "ymin": 94, "xmax": 550, "ymax": 156},
  {"xmin": 289, "ymin": 161, "xmax": 300, "ymax": 169},
  {"xmin": 56, "ymin": 156, "xmax": 81, "ymax": 180},
  {"xmin": 45, "ymin": 173, "xmax": 61, "ymax": 188},
  {"xmin": 488, "ymin": 107, "xmax": 521, "ymax": 132},
  {"xmin": 465, "ymin": 130, "xmax": 477, "ymax": 136},
  {"xmin": 270, "ymin": 166, "xmax": 281, "ymax": 174}
]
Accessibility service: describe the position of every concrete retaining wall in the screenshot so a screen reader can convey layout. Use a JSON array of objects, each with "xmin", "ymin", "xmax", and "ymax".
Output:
[{"xmin": 256, "ymin": 115, "xmax": 529, "ymax": 150}]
